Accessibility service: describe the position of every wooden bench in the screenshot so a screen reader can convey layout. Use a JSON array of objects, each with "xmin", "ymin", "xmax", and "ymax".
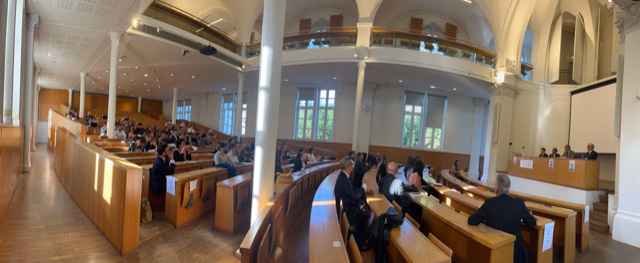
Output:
[
  {"xmin": 240, "ymin": 163, "xmax": 340, "ymax": 263},
  {"xmin": 309, "ymin": 171, "xmax": 350, "ymax": 263},
  {"xmin": 411, "ymin": 192, "xmax": 516, "ymax": 263},
  {"xmin": 124, "ymin": 153, "xmax": 214, "ymax": 165},
  {"xmin": 458, "ymin": 172, "xmax": 589, "ymax": 252},
  {"xmin": 215, "ymin": 174, "xmax": 253, "ymax": 234},
  {"xmin": 434, "ymin": 186, "xmax": 554, "ymax": 263},
  {"xmin": 140, "ymin": 159, "xmax": 215, "ymax": 199},
  {"xmin": 364, "ymin": 171, "xmax": 452, "ymax": 263},
  {"xmin": 165, "ymin": 167, "xmax": 228, "ymax": 227}
]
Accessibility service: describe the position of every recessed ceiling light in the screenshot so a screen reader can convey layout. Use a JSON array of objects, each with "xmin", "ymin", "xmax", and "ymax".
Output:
[
  {"xmin": 284, "ymin": 79, "xmax": 288, "ymax": 82},
  {"xmin": 182, "ymin": 94, "xmax": 185, "ymax": 96},
  {"xmin": 147, "ymin": 89, "xmax": 150, "ymax": 91},
  {"xmin": 134, "ymin": 66, "xmax": 139, "ymax": 69},
  {"xmin": 191, "ymin": 75, "xmax": 196, "ymax": 79},
  {"xmin": 155, "ymin": 78, "xmax": 159, "ymax": 82},
  {"xmin": 144, "ymin": 83, "xmax": 147, "ymax": 86},
  {"xmin": 105, "ymin": 70, "xmax": 109, "ymax": 73},
  {"xmin": 453, "ymin": 88, "xmax": 457, "ymax": 91},
  {"xmin": 118, "ymin": 58, "xmax": 123, "ymax": 62},
  {"xmin": 100, "ymin": 87, "xmax": 103, "ymax": 90},
  {"xmin": 97, "ymin": 76, "xmax": 101, "ymax": 79},
  {"xmin": 92, "ymin": 81, "xmax": 96, "ymax": 84},
  {"xmin": 399, "ymin": 80, "xmax": 403, "ymax": 83},
  {"xmin": 126, "ymin": 90, "xmax": 129, "ymax": 93},
  {"xmin": 123, "ymin": 73, "xmax": 127, "ymax": 76},
  {"xmin": 170, "ymin": 73, "xmax": 174, "ymax": 77},
  {"xmin": 430, "ymin": 85, "xmax": 436, "ymax": 89},
  {"xmin": 47, "ymin": 53, "xmax": 51, "ymax": 56},
  {"xmin": 333, "ymin": 77, "xmax": 337, "ymax": 80},
  {"xmin": 222, "ymin": 87, "xmax": 226, "ymax": 90},
  {"xmin": 118, "ymin": 86, "xmax": 121, "ymax": 89},
  {"xmin": 158, "ymin": 85, "xmax": 161, "ymax": 88},
  {"xmin": 209, "ymin": 88, "xmax": 212, "ymax": 91},
  {"xmin": 130, "ymin": 79, "xmax": 134, "ymax": 82},
  {"xmin": 144, "ymin": 73, "xmax": 148, "ymax": 77}
]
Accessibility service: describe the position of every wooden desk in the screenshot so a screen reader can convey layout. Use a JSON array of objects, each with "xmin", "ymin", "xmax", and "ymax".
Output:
[
  {"xmin": 125, "ymin": 153, "xmax": 214, "ymax": 165},
  {"xmin": 140, "ymin": 159, "xmax": 215, "ymax": 199},
  {"xmin": 215, "ymin": 174, "xmax": 253, "ymax": 234},
  {"xmin": 457, "ymin": 172, "xmax": 589, "ymax": 252},
  {"xmin": 165, "ymin": 167, "xmax": 228, "ymax": 228},
  {"xmin": 364, "ymin": 171, "xmax": 452, "ymax": 263},
  {"xmin": 435, "ymin": 186, "xmax": 554, "ymax": 263},
  {"xmin": 309, "ymin": 171, "xmax": 350, "ymax": 263},
  {"xmin": 507, "ymin": 156, "xmax": 599, "ymax": 190},
  {"xmin": 411, "ymin": 193, "xmax": 516, "ymax": 263}
]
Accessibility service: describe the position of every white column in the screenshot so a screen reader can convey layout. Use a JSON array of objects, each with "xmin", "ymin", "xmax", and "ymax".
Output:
[
  {"xmin": 137, "ymin": 96, "xmax": 142, "ymax": 113},
  {"xmin": 11, "ymin": 0, "xmax": 24, "ymax": 125},
  {"xmin": 2, "ymin": 0, "xmax": 16, "ymax": 124},
  {"xmin": 234, "ymin": 72, "xmax": 245, "ymax": 136},
  {"xmin": 613, "ymin": 4, "xmax": 640, "ymax": 248},
  {"xmin": 171, "ymin": 88, "xmax": 177, "ymax": 124},
  {"xmin": 251, "ymin": 0, "xmax": 286, "ymax": 224},
  {"xmin": 79, "ymin": 72, "xmax": 86, "ymax": 118},
  {"xmin": 31, "ymin": 69, "xmax": 39, "ymax": 152},
  {"xmin": 469, "ymin": 98, "xmax": 487, "ymax": 179},
  {"xmin": 21, "ymin": 13, "xmax": 37, "ymax": 172},
  {"xmin": 68, "ymin": 89, "xmax": 72, "ymax": 108},
  {"xmin": 481, "ymin": 85, "xmax": 515, "ymax": 182},
  {"xmin": 352, "ymin": 60, "xmax": 366, "ymax": 151},
  {"xmin": 106, "ymin": 31, "xmax": 121, "ymax": 139}
]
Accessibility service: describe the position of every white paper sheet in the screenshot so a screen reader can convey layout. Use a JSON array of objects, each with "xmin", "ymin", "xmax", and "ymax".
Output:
[
  {"xmin": 190, "ymin": 179, "xmax": 197, "ymax": 192},
  {"xmin": 520, "ymin": 159, "xmax": 533, "ymax": 169},
  {"xmin": 569, "ymin": 160, "xmax": 576, "ymax": 171},
  {"xmin": 585, "ymin": 205, "xmax": 590, "ymax": 223},
  {"xmin": 166, "ymin": 176, "xmax": 176, "ymax": 195},
  {"xmin": 549, "ymin": 159, "xmax": 554, "ymax": 168},
  {"xmin": 542, "ymin": 221, "xmax": 555, "ymax": 251}
]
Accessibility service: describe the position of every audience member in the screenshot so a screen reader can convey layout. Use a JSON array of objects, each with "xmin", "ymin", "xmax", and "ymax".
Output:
[
  {"xmin": 227, "ymin": 144, "xmax": 240, "ymax": 164},
  {"xmin": 375, "ymin": 155, "xmax": 388, "ymax": 185},
  {"xmin": 150, "ymin": 143, "xmax": 175, "ymax": 195},
  {"xmin": 450, "ymin": 160, "xmax": 463, "ymax": 179},
  {"xmin": 408, "ymin": 160, "xmax": 425, "ymax": 188},
  {"xmin": 353, "ymin": 152, "xmax": 368, "ymax": 188},
  {"xmin": 172, "ymin": 139, "xmax": 192, "ymax": 162},
  {"xmin": 378, "ymin": 162, "xmax": 404, "ymax": 204},
  {"xmin": 334, "ymin": 157, "xmax": 373, "ymax": 247},
  {"xmin": 307, "ymin": 148, "xmax": 317, "ymax": 162},
  {"xmin": 468, "ymin": 174, "xmax": 536, "ymax": 263},
  {"xmin": 100, "ymin": 123, "xmax": 107, "ymax": 135},
  {"xmin": 214, "ymin": 144, "xmax": 237, "ymax": 177}
]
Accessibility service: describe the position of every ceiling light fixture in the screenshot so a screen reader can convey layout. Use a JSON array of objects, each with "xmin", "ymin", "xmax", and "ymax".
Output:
[
  {"xmin": 105, "ymin": 70, "xmax": 109, "ymax": 73},
  {"xmin": 170, "ymin": 73, "xmax": 175, "ymax": 77},
  {"xmin": 453, "ymin": 88, "xmax": 457, "ymax": 91},
  {"xmin": 209, "ymin": 88, "xmax": 212, "ymax": 91},
  {"xmin": 134, "ymin": 66, "xmax": 139, "ymax": 69},
  {"xmin": 222, "ymin": 87, "xmax": 226, "ymax": 90},
  {"xmin": 97, "ymin": 76, "xmax": 101, "ymax": 79},
  {"xmin": 47, "ymin": 53, "xmax": 51, "ymax": 57},
  {"xmin": 430, "ymin": 85, "xmax": 436, "ymax": 89},
  {"xmin": 156, "ymin": 78, "xmax": 159, "ymax": 82},
  {"xmin": 158, "ymin": 85, "xmax": 161, "ymax": 88},
  {"xmin": 144, "ymin": 83, "xmax": 147, "ymax": 86},
  {"xmin": 144, "ymin": 73, "xmax": 148, "ymax": 77},
  {"xmin": 126, "ymin": 90, "xmax": 129, "ymax": 93},
  {"xmin": 132, "ymin": 19, "xmax": 138, "ymax": 29},
  {"xmin": 147, "ymin": 89, "xmax": 150, "ymax": 91},
  {"xmin": 92, "ymin": 81, "xmax": 96, "ymax": 84},
  {"xmin": 118, "ymin": 58, "xmax": 123, "ymax": 62},
  {"xmin": 123, "ymin": 72, "xmax": 127, "ymax": 76},
  {"xmin": 398, "ymin": 80, "xmax": 403, "ymax": 83},
  {"xmin": 118, "ymin": 86, "xmax": 121, "ymax": 89},
  {"xmin": 463, "ymin": 0, "xmax": 472, "ymax": 3},
  {"xmin": 285, "ymin": 79, "xmax": 288, "ymax": 82},
  {"xmin": 333, "ymin": 77, "xmax": 337, "ymax": 80},
  {"xmin": 191, "ymin": 75, "xmax": 196, "ymax": 79}
]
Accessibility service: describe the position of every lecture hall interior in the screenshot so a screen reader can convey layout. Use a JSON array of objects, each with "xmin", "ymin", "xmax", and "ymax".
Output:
[{"xmin": 1, "ymin": 0, "xmax": 640, "ymax": 262}]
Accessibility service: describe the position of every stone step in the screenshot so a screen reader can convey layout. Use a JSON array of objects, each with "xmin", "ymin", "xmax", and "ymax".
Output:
[
  {"xmin": 590, "ymin": 219, "xmax": 609, "ymax": 234},
  {"xmin": 590, "ymin": 210, "xmax": 608, "ymax": 222},
  {"xmin": 593, "ymin": 202, "xmax": 608, "ymax": 213}
]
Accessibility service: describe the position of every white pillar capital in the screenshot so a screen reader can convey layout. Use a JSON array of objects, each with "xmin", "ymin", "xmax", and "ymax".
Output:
[
  {"xmin": 27, "ymin": 14, "xmax": 40, "ymax": 32},
  {"xmin": 110, "ymin": 31, "xmax": 122, "ymax": 43}
]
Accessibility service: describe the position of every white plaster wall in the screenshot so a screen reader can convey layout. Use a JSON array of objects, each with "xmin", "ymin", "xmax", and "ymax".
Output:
[{"xmin": 444, "ymin": 96, "xmax": 475, "ymax": 154}]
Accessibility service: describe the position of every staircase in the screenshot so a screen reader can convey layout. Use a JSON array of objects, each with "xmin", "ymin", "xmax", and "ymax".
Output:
[{"xmin": 590, "ymin": 191, "xmax": 613, "ymax": 234}]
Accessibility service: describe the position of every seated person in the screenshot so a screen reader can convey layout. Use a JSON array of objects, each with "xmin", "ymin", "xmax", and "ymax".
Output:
[
  {"xmin": 408, "ymin": 160, "xmax": 425, "ymax": 188},
  {"xmin": 307, "ymin": 148, "xmax": 317, "ymax": 162},
  {"xmin": 450, "ymin": 160, "xmax": 463, "ymax": 179},
  {"xmin": 468, "ymin": 174, "xmax": 536, "ymax": 263},
  {"xmin": 115, "ymin": 126, "xmax": 127, "ymax": 140},
  {"xmin": 583, "ymin": 143, "xmax": 598, "ymax": 160},
  {"xmin": 214, "ymin": 144, "xmax": 237, "ymax": 178},
  {"xmin": 172, "ymin": 139, "xmax": 192, "ymax": 162},
  {"xmin": 226, "ymin": 144, "xmax": 240, "ymax": 164},
  {"xmin": 274, "ymin": 149, "xmax": 284, "ymax": 175},
  {"xmin": 334, "ymin": 156, "xmax": 373, "ymax": 247},
  {"xmin": 538, "ymin": 147, "xmax": 548, "ymax": 157},
  {"xmin": 353, "ymin": 152, "xmax": 369, "ymax": 188},
  {"xmin": 293, "ymin": 149, "xmax": 308, "ymax": 172},
  {"xmin": 378, "ymin": 162, "xmax": 405, "ymax": 204},
  {"xmin": 366, "ymin": 152, "xmax": 379, "ymax": 166},
  {"xmin": 562, "ymin": 144, "xmax": 575, "ymax": 158},
  {"xmin": 150, "ymin": 144, "xmax": 176, "ymax": 195},
  {"xmin": 549, "ymin": 147, "xmax": 560, "ymax": 158},
  {"xmin": 128, "ymin": 136, "xmax": 144, "ymax": 152},
  {"xmin": 100, "ymin": 123, "xmax": 107, "ymax": 135},
  {"xmin": 238, "ymin": 147, "xmax": 253, "ymax": 163}
]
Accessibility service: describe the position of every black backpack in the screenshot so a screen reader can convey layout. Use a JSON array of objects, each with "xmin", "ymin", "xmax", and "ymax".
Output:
[{"xmin": 365, "ymin": 207, "xmax": 404, "ymax": 263}]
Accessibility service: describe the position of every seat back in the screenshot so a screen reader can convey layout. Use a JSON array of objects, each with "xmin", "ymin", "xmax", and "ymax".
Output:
[
  {"xmin": 236, "ymin": 181, "xmax": 250, "ymax": 214},
  {"xmin": 271, "ymin": 205, "xmax": 283, "ymax": 256},
  {"xmin": 340, "ymin": 210, "xmax": 349, "ymax": 241},
  {"xmin": 347, "ymin": 234, "xmax": 363, "ymax": 263},
  {"xmin": 257, "ymin": 224, "xmax": 272, "ymax": 263},
  {"xmin": 287, "ymin": 186, "xmax": 297, "ymax": 217},
  {"xmin": 428, "ymin": 233, "xmax": 453, "ymax": 258}
]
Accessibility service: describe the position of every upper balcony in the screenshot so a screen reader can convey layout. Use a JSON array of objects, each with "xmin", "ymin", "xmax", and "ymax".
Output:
[{"xmin": 245, "ymin": 27, "xmax": 358, "ymax": 58}]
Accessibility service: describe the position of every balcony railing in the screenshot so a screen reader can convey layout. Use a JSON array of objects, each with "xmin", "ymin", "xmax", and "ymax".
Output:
[
  {"xmin": 245, "ymin": 27, "xmax": 358, "ymax": 58},
  {"xmin": 370, "ymin": 27, "xmax": 496, "ymax": 68},
  {"xmin": 142, "ymin": 1, "xmax": 243, "ymax": 56}
]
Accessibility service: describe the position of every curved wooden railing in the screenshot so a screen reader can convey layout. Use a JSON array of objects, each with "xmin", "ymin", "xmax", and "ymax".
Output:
[{"xmin": 48, "ymin": 109, "xmax": 86, "ymax": 150}]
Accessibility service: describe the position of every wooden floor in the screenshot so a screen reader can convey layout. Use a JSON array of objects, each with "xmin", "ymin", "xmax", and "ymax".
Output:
[{"xmin": 0, "ymin": 146, "xmax": 638, "ymax": 262}]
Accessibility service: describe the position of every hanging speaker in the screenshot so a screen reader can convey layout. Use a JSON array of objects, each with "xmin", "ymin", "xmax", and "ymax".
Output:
[{"xmin": 200, "ymin": 46, "xmax": 217, "ymax": 56}]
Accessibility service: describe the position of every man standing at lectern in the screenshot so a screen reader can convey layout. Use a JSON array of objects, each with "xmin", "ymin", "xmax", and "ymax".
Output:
[{"xmin": 583, "ymin": 143, "xmax": 598, "ymax": 160}]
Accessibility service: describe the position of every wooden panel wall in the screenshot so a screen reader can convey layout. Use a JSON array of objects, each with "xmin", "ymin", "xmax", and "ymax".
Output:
[
  {"xmin": 38, "ymin": 88, "xmax": 69, "ymax": 121},
  {"xmin": 53, "ymin": 127, "xmax": 141, "ymax": 255},
  {"xmin": 299, "ymin": 18, "xmax": 311, "ymax": 34},
  {"xmin": 69, "ymin": 92, "xmax": 163, "ymax": 116},
  {"xmin": 0, "ymin": 125, "xmax": 24, "ymax": 223}
]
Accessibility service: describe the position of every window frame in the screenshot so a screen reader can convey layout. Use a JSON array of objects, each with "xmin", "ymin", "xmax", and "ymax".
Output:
[
  {"xmin": 400, "ymin": 91, "xmax": 426, "ymax": 148},
  {"xmin": 293, "ymin": 86, "xmax": 337, "ymax": 141},
  {"xmin": 400, "ymin": 91, "xmax": 448, "ymax": 151},
  {"xmin": 220, "ymin": 94, "xmax": 236, "ymax": 135}
]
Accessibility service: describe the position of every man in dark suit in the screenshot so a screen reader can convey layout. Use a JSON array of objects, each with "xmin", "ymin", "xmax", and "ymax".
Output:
[
  {"xmin": 468, "ymin": 174, "xmax": 536, "ymax": 263},
  {"xmin": 151, "ymin": 143, "xmax": 176, "ymax": 195},
  {"xmin": 335, "ymin": 156, "xmax": 372, "ymax": 216},
  {"xmin": 549, "ymin": 147, "xmax": 560, "ymax": 158},
  {"xmin": 583, "ymin": 143, "xmax": 598, "ymax": 160},
  {"xmin": 538, "ymin": 147, "xmax": 548, "ymax": 157}
]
